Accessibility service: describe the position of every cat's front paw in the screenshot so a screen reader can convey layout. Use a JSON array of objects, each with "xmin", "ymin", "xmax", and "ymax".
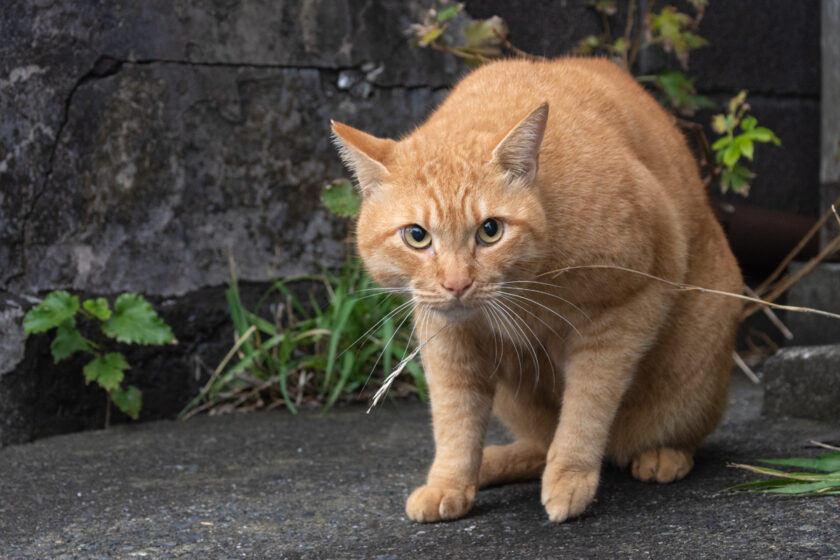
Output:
[
  {"xmin": 405, "ymin": 484, "xmax": 476, "ymax": 522},
  {"xmin": 541, "ymin": 464, "xmax": 599, "ymax": 522}
]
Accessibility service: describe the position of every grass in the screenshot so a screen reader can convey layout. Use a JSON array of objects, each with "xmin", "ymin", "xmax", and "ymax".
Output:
[
  {"xmin": 729, "ymin": 444, "xmax": 840, "ymax": 495},
  {"xmin": 180, "ymin": 257, "xmax": 425, "ymax": 418}
]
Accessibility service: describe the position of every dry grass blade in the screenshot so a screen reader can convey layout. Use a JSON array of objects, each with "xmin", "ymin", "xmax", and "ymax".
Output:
[
  {"xmin": 543, "ymin": 264, "xmax": 840, "ymax": 322},
  {"xmin": 744, "ymin": 285, "xmax": 793, "ymax": 340},
  {"xmin": 732, "ymin": 351, "xmax": 760, "ymax": 384},
  {"xmin": 367, "ymin": 323, "xmax": 447, "ymax": 413},
  {"xmin": 753, "ymin": 195, "xmax": 840, "ymax": 297},
  {"xmin": 727, "ymin": 463, "xmax": 829, "ymax": 482},
  {"xmin": 810, "ymin": 440, "xmax": 840, "ymax": 452},
  {"xmin": 744, "ymin": 232, "xmax": 840, "ymax": 319}
]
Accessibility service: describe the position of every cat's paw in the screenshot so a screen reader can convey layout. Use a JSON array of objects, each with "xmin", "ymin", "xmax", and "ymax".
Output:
[
  {"xmin": 631, "ymin": 447, "xmax": 694, "ymax": 483},
  {"xmin": 541, "ymin": 465, "xmax": 599, "ymax": 523},
  {"xmin": 405, "ymin": 484, "xmax": 476, "ymax": 522}
]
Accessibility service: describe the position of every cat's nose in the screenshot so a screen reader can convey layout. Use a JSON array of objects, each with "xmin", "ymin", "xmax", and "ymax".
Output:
[{"xmin": 442, "ymin": 277, "xmax": 473, "ymax": 299}]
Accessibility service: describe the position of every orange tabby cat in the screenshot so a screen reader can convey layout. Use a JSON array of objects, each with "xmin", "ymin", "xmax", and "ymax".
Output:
[{"xmin": 331, "ymin": 57, "xmax": 742, "ymax": 523}]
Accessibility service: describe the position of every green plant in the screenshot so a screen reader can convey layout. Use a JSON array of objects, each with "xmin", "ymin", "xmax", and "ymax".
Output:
[
  {"xmin": 23, "ymin": 291, "xmax": 175, "ymax": 421},
  {"xmin": 408, "ymin": 1, "xmax": 781, "ymax": 197},
  {"xmin": 711, "ymin": 90, "xmax": 782, "ymax": 195},
  {"xmin": 730, "ymin": 448, "xmax": 840, "ymax": 495},
  {"xmin": 181, "ymin": 182, "xmax": 425, "ymax": 417}
]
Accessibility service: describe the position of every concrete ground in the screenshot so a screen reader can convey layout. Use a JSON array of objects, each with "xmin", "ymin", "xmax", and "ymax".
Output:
[{"xmin": 1, "ymin": 375, "xmax": 839, "ymax": 559}]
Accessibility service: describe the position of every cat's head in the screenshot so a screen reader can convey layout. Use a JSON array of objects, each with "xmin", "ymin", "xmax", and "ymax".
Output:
[{"xmin": 331, "ymin": 103, "xmax": 549, "ymax": 320}]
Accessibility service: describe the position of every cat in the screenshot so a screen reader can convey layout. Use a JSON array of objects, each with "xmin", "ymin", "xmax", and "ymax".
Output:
[{"xmin": 331, "ymin": 57, "xmax": 742, "ymax": 523}]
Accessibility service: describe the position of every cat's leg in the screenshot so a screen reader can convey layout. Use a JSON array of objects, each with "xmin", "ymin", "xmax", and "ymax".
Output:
[
  {"xmin": 405, "ymin": 328, "xmax": 495, "ymax": 523},
  {"xmin": 630, "ymin": 448, "xmax": 694, "ymax": 482},
  {"xmin": 479, "ymin": 385, "xmax": 556, "ymax": 487},
  {"xmin": 541, "ymin": 286, "xmax": 669, "ymax": 523},
  {"xmin": 479, "ymin": 441, "xmax": 546, "ymax": 487},
  {"xmin": 608, "ymin": 279, "xmax": 738, "ymax": 483}
]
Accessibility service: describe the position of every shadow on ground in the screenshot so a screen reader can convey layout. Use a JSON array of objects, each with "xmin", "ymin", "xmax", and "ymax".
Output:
[{"xmin": 1, "ymin": 375, "xmax": 838, "ymax": 558}]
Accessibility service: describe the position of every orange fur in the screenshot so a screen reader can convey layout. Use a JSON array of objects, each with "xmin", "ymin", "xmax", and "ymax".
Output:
[{"xmin": 331, "ymin": 58, "xmax": 742, "ymax": 523}]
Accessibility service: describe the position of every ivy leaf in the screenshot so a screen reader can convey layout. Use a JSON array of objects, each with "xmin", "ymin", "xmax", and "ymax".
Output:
[
  {"xmin": 83, "ymin": 298, "xmax": 112, "ymax": 320},
  {"xmin": 50, "ymin": 318, "xmax": 93, "ymax": 362},
  {"xmin": 321, "ymin": 179, "xmax": 362, "ymax": 218},
  {"xmin": 23, "ymin": 291, "xmax": 79, "ymax": 334},
  {"xmin": 103, "ymin": 294, "xmax": 175, "ymax": 345},
  {"xmin": 110, "ymin": 385, "xmax": 142, "ymax": 419},
  {"xmin": 83, "ymin": 352, "xmax": 129, "ymax": 390}
]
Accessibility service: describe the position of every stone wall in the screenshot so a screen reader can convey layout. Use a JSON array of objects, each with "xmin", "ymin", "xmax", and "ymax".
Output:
[
  {"xmin": 0, "ymin": 1, "xmax": 822, "ymax": 446},
  {"xmin": 0, "ymin": 0, "xmax": 462, "ymax": 446}
]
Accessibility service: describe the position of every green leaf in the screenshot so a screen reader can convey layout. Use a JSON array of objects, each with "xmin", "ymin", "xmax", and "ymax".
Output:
[
  {"xmin": 763, "ymin": 481, "xmax": 840, "ymax": 494},
  {"xmin": 321, "ymin": 179, "xmax": 362, "ymax": 218},
  {"xmin": 612, "ymin": 37, "xmax": 628, "ymax": 55},
  {"xmin": 463, "ymin": 16, "xmax": 507, "ymax": 51},
  {"xmin": 419, "ymin": 27, "xmax": 443, "ymax": 46},
  {"xmin": 110, "ymin": 385, "xmax": 142, "ymax": 419},
  {"xmin": 761, "ymin": 452, "xmax": 840, "ymax": 473},
  {"xmin": 735, "ymin": 135, "xmax": 754, "ymax": 160},
  {"xmin": 102, "ymin": 294, "xmax": 175, "ymax": 345},
  {"xmin": 50, "ymin": 318, "xmax": 93, "ymax": 362},
  {"xmin": 741, "ymin": 116, "xmax": 757, "ymax": 132},
  {"xmin": 711, "ymin": 135, "xmax": 732, "ymax": 151},
  {"xmin": 83, "ymin": 352, "xmax": 129, "ymax": 390},
  {"xmin": 723, "ymin": 142, "xmax": 742, "ymax": 167},
  {"xmin": 435, "ymin": 4, "xmax": 461, "ymax": 23},
  {"xmin": 23, "ymin": 291, "xmax": 79, "ymax": 334},
  {"xmin": 83, "ymin": 298, "xmax": 112, "ymax": 320},
  {"xmin": 749, "ymin": 127, "xmax": 782, "ymax": 146}
]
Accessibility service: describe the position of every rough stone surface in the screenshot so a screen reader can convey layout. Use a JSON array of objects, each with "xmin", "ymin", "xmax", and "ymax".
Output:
[
  {"xmin": 786, "ymin": 263, "xmax": 840, "ymax": 346},
  {"xmin": 0, "ymin": 0, "xmax": 462, "ymax": 447},
  {"xmin": 762, "ymin": 344, "xmax": 840, "ymax": 423},
  {"xmin": 1, "ymin": 376, "xmax": 839, "ymax": 558}
]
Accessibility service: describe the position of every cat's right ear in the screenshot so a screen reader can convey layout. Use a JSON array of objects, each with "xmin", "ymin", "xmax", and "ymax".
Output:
[{"xmin": 330, "ymin": 120, "xmax": 395, "ymax": 197}]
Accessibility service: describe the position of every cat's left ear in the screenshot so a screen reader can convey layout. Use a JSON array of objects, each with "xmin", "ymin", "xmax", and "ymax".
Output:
[
  {"xmin": 490, "ymin": 102, "xmax": 549, "ymax": 185},
  {"xmin": 330, "ymin": 120, "xmax": 395, "ymax": 196}
]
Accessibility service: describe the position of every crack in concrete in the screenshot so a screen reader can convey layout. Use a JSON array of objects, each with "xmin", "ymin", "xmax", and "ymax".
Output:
[
  {"xmin": 5, "ymin": 56, "xmax": 124, "ymax": 292},
  {"xmin": 4, "ymin": 54, "xmax": 452, "ymax": 293}
]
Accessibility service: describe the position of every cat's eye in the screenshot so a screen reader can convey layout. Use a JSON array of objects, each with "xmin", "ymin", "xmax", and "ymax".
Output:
[
  {"xmin": 402, "ymin": 224, "xmax": 432, "ymax": 250},
  {"xmin": 477, "ymin": 218, "xmax": 504, "ymax": 245}
]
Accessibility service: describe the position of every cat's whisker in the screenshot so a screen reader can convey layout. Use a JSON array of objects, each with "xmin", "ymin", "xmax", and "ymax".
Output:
[
  {"xmin": 338, "ymin": 298, "xmax": 416, "ymax": 360},
  {"xmin": 494, "ymin": 284, "xmax": 591, "ymax": 321},
  {"xmin": 480, "ymin": 306, "xmax": 504, "ymax": 378},
  {"xmin": 487, "ymin": 300, "xmax": 524, "ymax": 399},
  {"xmin": 493, "ymin": 297, "xmax": 547, "ymax": 392},
  {"xmin": 497, "ymin": 294, "xmax": 558, "ymax": 392},
  {"xmin": 362, "ymin": 299, "xmax": 417, "ymax": 394},
  {"xmin": 497, "ymin": 290, "xmax": 581, "ymax": 336}
]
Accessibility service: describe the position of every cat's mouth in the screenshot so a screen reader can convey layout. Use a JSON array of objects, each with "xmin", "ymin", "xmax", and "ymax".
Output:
[{"xmin": 422, "ymin": 297, "xmax": 482, "ymax": 321}]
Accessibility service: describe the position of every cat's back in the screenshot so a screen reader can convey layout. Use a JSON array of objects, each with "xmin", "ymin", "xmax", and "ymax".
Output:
[{"xmin": 408, "ymin": 57, "xmax": 698, "ymax": 199}]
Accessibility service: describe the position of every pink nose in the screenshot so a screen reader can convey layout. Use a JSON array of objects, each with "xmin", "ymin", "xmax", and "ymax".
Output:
[{"xmin": 442, "ymin": 278, "xmax": 473, "ymax": 299}]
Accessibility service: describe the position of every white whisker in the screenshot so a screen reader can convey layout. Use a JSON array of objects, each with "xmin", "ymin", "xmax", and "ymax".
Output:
[
  {"xmin": 498, "ymin": 290, "xmax": 581, "ymax": 336},
  {"xmin": 497, "ymin": 294, "xmax": 558, "ymax": 391},
  {"xmin": 493, "ymin": 297, "xmax": 544, "ymax": 391}
]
